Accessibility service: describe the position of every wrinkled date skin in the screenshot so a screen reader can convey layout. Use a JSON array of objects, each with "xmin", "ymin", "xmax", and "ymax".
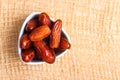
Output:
[
  {"xmin": 58, "ymin": 37, "xmax": 71, "ymax": 50},
  {"xmin": 34, "ymin": 40, "xmax": 56, "ymax": 64},
  {"xmin": 22, "ymin": 49, "xmax": 35, "ymax": 62},
  {"xmin": 29, "ymin": 25, "xmax": 51, "ymax": 41},
  {"xmin": 26, "ymin": 19, "xmax": 38, "ymax": 32},
  {"xmin": 39, "ymin": 12, "xmax": 51, "ymax": 27},
  {"xmin": 50, "ymin": 19, "xmax": 62, "ymax": 48},
  {"xmin": 20, "ymin": 34, "xmax": 31, "ymax": 49}
]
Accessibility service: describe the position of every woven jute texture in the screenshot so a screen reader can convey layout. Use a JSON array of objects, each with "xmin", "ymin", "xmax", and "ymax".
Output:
[{"xmin": 0, "ymin": 0, "xmax": 120, "ymax": 80}]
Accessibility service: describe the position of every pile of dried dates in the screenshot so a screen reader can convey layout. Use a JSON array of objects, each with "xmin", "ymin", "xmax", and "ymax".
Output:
[{"xmin": 20, "ymin": 12, "xmax": 71, "ymax": 64}]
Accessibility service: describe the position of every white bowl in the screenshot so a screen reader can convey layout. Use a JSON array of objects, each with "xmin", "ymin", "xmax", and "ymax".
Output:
[{"xmin": 18, "ymin": 12, "xmax": 71, "ymax": 64}]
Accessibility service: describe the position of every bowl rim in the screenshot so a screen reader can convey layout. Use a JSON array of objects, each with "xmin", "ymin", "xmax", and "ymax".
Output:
[{"xmin": 18, "ymin": 12, "xmax": 71, "ymax": 64}]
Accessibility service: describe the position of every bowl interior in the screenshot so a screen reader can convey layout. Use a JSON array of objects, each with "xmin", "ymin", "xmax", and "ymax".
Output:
[{"xmin": 18, "ymin": 12, "xmax": 71, "ymax": 64}]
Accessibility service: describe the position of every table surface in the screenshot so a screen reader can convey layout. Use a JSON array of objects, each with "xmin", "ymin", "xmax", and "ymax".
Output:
[{"xmin": 0, "ymin": 0, "xmax": 120, "ymax": 80}]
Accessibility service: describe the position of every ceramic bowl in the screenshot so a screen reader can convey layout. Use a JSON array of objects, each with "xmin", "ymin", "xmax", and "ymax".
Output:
[{"xmin": 18, "ymin": 12, "xmax": 71, "ymax": 64}]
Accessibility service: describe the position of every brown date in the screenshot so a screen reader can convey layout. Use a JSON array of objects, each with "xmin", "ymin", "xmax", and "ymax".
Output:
[
  {"xmin": 29, "ymin": 25, "xmax": 51, "ymax": 41},
  {"xmin": 34, "ymin": 48, "xmax": 42, "ymax": 60},
  {"xmin": 50, "ymin": 19, "xmax": 62, "ymax": 48},
  {"xmin": 39, "ymin": 12, "xmax": 51, "ymax": 27},
  {"xmin": 20, "ymin": 34, "xmax": 31, "ymax": 49},
  {"xmin": 58, "ymin": 37, "xmax": 71, "ymax": 50},
  {"xmin": 26, "ymin": 19, "xmax": 38, "ymax": 32},
  {"xmin": 34, "ymin": 40, "xmax": 56, "ymax": 64},
  {"xmin": 22, "ymin": 49, "xmax": 35, "ymax": 62}
]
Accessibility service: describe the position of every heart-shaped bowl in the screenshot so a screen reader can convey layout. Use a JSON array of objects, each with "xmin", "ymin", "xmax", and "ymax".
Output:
[{"xmin": 18, "ymin": 12, "xmax": 71, "ymax": 64}]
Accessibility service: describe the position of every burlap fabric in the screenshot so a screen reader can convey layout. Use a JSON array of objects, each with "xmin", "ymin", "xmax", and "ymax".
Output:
[{"xmin": 0, "ymin": 0, "xmax": 120, "ymax": 80}]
